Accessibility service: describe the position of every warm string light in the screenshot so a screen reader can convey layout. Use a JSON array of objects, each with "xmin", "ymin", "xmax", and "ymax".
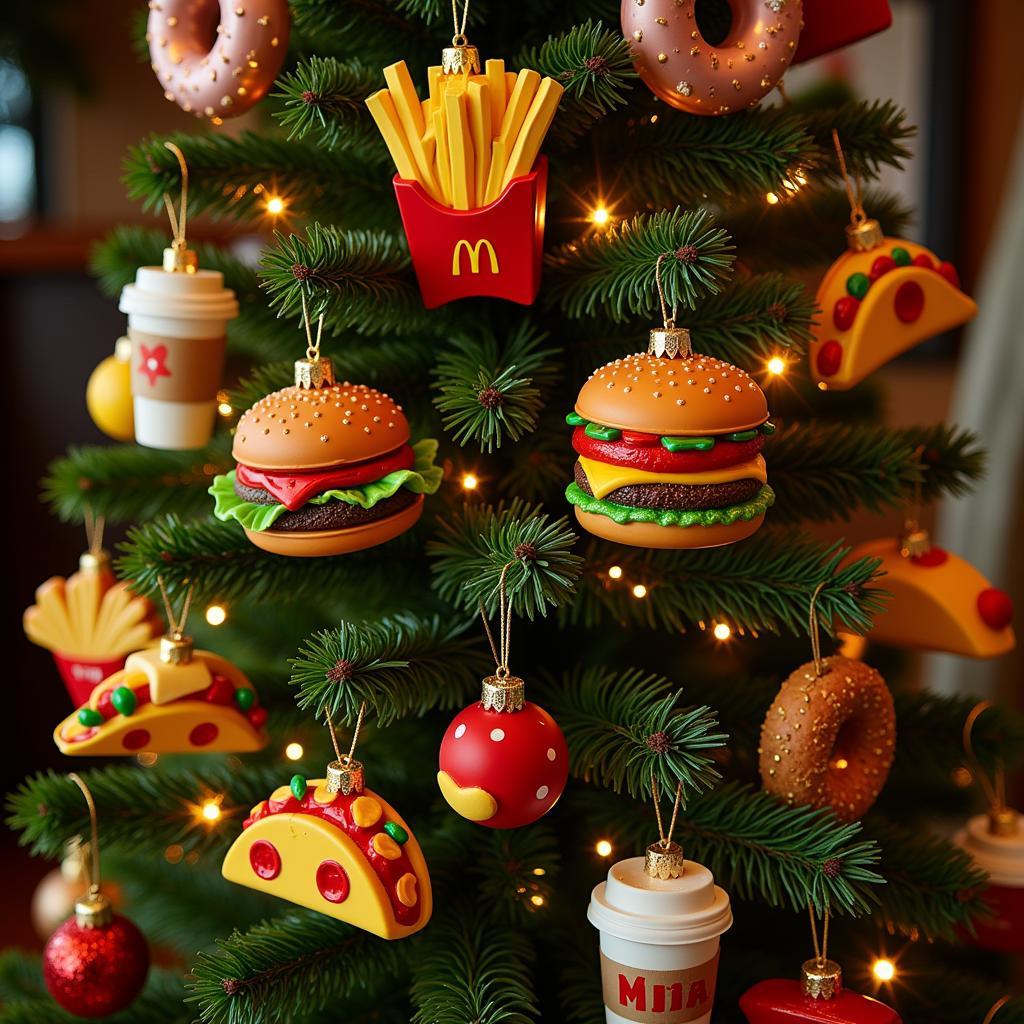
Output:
[
  {"xmin": 265, "ymin": 195, "xmax": 286, "ymax": 216},
  {"xmin": 530, "ymin": 894, "xmax": 545, "ymax": 907},
  {"xmin": 872, "ymin": 958, "xmax": 896, "ymax": 982},
  {"xmin": 767, "ymin": 356, "xmax": 786, "ymax": 376},
  {"xmin": 833, "ymin": 758, "xmax": 849, "ymax": 770},
  {"xmin": 595, "ymin": 839, "xmax": 613, "ymax": 857},
  {"xmin": 632, "ymin": 584, "xmax": 648, "ymax": 600},
  {"xmin": 285, "ymin": 742, "xmax": 304, "ymax": 761},
  {"xmin": 461, "ymin": 472, "xmax": 479, "ymax": 491},
  {"xmin": 712, "ymin": 622, "xmax": 732, "ymax": 641},
  {"xmin": 201, "ymin": 799, "xmax": 222, "ymax": 822},
  {"xmin": 608, "ymin": 565, "xmax": 623, "ymax": 580},
  {"xmin": 591, "ymin": 206, "xmax": 610, "ymax": 227},
  {"xmin": 218, "ymin": 401, "xmax": 234, "ymax": 417},
  {"xmin": 205, "ymin": 604, "xmax": 227, "ymax": 626}
]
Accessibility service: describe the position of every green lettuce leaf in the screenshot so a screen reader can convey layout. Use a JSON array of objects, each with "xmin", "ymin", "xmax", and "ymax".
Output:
[
  {"xmin": 565, "ymin": 482, "xmax": 775, "ymax": 528},
  {"xmin": 210, "ymin": 439, "xmax": 443, "ymax": 533}
]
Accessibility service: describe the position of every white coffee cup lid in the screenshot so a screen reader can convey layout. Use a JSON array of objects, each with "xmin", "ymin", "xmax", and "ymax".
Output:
[
  {"xmin": 120, "ymin": 266, "xmax": 239, "ymax": 321},
  {"xmin": 956, "ymin": 814, "xmax": 1024, "ymax": 886},
  {"xmin": 588, "ymin": 857, "xmax": 732, "ymax": 945}
]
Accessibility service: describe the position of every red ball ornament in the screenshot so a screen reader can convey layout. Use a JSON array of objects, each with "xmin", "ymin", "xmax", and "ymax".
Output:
[
  {"xmin": 43, "ymin": 894, "xmax": 149, "ymax": 1018},
  {"xmin": 437, "ymin": 673, "xmax": 568, "ymax": 828}
]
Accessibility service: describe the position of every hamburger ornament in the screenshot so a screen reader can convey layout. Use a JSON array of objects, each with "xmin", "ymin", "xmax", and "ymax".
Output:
[
  {"xmin": 566, "ymin": 326, "xmax": 774, "ymax": 549},
  {"xmin": 211, "ymin": 345, "xmax": 442, "ymax": 557}
]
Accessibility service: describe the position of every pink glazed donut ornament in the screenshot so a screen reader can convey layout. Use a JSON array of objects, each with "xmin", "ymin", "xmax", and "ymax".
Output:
[
  {"xmin": 622, "ymin": 0, "xmax": 803, "ymax": 115},
  {"xmin": 148, "ymin": 0, "xmax": 290, "ymax": 121}
]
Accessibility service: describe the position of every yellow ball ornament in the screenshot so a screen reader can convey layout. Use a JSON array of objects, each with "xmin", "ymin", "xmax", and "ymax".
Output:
[{"xmin": 87, "ymin": 338, "xmax": 134, "ymax": 441}]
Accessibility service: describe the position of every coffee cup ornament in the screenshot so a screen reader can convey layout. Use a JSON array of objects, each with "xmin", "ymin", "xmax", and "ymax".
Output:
[{"xmin": 119, "ymin": 143, "xmax": 238, "ymax": 450}]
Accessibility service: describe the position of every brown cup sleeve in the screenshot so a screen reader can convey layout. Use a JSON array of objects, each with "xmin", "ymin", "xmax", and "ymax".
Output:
[
  {"xmin": 129, "ymin": 328, "xmax": 227, "ymax": 403},
  {"xmin": 599, "ymin": 951, "xmax": 719, "ymax": 1024}
]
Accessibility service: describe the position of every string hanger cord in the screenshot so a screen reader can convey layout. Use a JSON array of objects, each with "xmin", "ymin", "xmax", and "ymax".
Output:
[
  {"xmin": 83, "ymin": 507, "xmax": 105, "ymax": 555},
  {"xmin": 299, "ymin": 292, "xmax": 325, "ymax": 362},
  {"xmin": 655, "ymin": 253, "xmax": 678, "ymax": 329},
  {"xmin": 650, "ymin": 773, "xmax": 683, "ymax": 849},
  {"xmin": 808, "ymin": 904, "xmax": 831, "ymax": 966},
  {"xmin": 479, "ymin": 560, "xmax": 515, "ymax": 677},
  {"xmin": 323, "ymin": 702, "xmax": 367, "ymax": 765},
  {"xmin": 156, "ymin": 575, "xmax": 196, "ymax": 635},
  {"xmin": 964, "ymin": 700, "xmax": 1006, "ymax": 811},
  {"xmin": 451, "ymin": 0, "xmax": 470, "ymax": 42},
  {"xmin": 831, "ymin": 129, "xmax": 866, "ymax": 226},
  {"xmin": 808, "ymin": 580, "xmax": 828, "ymax": 676},
  {"xmin": 162, "ymin": 141, "xmax": 190, "ymax": 246},
  {"xmin": 68, "ymin": 773, "xmax": 101, "ymax": 895}
]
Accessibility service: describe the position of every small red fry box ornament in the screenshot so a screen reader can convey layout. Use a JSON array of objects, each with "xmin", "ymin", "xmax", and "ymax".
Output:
[
  {"xmin": 23, "ymin": 539, "xmax": 163, "ymax": 706},
  {"xmin": 222, "ymin": 734, "xmax": 432, "ymax": 939},
  {"xmin": 438, "ymin": 671, "xmax": 568, "ymax": 828},
  {"xmin": 740, "ymin": 959, "xmax": 901, "ymax": 1024},
  {"xmin": 589, "ymin": 843, "xmax": 732, "ymax": 1024},
  {"xmin": 393, "ymin": 157, "xmax": 548, "ymax": 308},
  {"xmin": 792, "ymin": 0, "xmax": 892, "ymax": 65}
]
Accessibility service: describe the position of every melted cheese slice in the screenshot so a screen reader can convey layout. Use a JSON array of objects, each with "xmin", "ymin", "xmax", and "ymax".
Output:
[{"xmin": 578, "ymin": 454, "xmax": 767, "ymax": 500}]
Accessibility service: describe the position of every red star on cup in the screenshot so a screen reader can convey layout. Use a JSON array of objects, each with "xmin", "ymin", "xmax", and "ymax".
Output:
[{"xmin": 138, "ymin": 344, "xmax": 171, "ymax": 387}]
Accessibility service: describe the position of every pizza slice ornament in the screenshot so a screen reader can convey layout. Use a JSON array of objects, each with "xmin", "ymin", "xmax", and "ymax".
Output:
[
  {"xmin": 810, "ymin": 133, "xmax": 976, "ymax": 391},
  {"xmin": 843, "ymin": 525, "xmax": 1014, "ymax": 658},
  {"xmin": 222, "ymin": 712, "xmax": 432, "ymax": 940},
  {"xmin": 53, "ymin": 583, "xmax": 268, "ymax": 756},
  {"xmin": 437, "ymin": 566, "xmax": 568, "ymax": 829},
  {"xmin": 23, "ymin": 523, "xmax": 162, "ymax": 705}
]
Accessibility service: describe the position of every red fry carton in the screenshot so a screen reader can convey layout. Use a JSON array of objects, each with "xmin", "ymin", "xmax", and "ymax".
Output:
[{"xmin": 393, "ymin": 157, "xmax": 547, "ymax": 308}]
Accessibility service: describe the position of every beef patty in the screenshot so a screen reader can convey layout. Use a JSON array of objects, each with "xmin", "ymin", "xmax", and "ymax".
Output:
[
  {"xmin": 234, "ymin": 478, "xmax": 417, "ymax": 532},
  {"xmin": 574, "ymin": 461, "xmax": 762, "ymax": 510}
]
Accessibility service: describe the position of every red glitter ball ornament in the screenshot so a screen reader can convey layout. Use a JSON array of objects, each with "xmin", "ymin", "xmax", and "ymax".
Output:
[{"xmin": 43, "ymin": 909, "xmax": 149, "ymax": 1018}]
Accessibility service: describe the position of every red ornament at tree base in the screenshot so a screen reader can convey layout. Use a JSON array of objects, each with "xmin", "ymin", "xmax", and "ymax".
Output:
[
  {"xmin": 741, "ymin": 959, "xmax": 901, "ymax": 1023},
  {"xmin": 43, "ymin": 893, "xmax": 149, "ymax": 1018},
  {"xmin": 437, "ymin": 672, "xmax": 568, "ymax": 828}
]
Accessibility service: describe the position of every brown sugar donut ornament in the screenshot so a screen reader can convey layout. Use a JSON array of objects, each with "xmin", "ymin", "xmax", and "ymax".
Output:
[
  {"xmin": 148, "ymin": 0, "xmax": 290, "ymax": 121},
  {"xmin": 759, "ymin": 656, "xmax": 895, "ymax": 822},
  {"xmin": 621, "ymin": 0, "xmax": 803, "ymax": 115}
]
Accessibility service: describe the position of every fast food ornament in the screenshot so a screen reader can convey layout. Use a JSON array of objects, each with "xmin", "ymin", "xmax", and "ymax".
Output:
[
  {"xmin": 54, "ymin": 580, "xmax": 268, "ymax": 756},
  {"xmin": 811, "ymin": 132, "xmax": 976, "ymax": 390},
  {"xmin": 23, "ymin": 516, "xmax": 162, "ymax": 705},
  {"xmin": 222, "ymin": 706, "xmax": 432, "ymax": 940}
]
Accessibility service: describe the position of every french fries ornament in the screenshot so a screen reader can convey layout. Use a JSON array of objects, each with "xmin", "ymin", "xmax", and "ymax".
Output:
[
  {"xmin": 23, "ymin": 517, "xmax": 162, "ymax": 705},
  {"xmin": 366, "ymin": 1, "xmax": 563, "ymax": 307},
  {"xmin": 810, "ymin": 132, "xmax": 976, "ymax": 390},
  {"xmin": 53, "ymin": 580, "xmax": 268, "ymax": 756}
]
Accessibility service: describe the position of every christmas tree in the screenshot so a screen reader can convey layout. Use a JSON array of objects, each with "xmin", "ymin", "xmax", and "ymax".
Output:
[{"xmin": 6, "ymin": 2, "xmax": 1024, "ymax": 1022}]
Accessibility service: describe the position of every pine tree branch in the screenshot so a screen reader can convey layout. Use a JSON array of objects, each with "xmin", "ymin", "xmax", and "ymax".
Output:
[
  {"xmin": 534, "ymin": 667, "xmax": 726, "ymax": 803},
  {"xmin": 43, "ymin": 443, "xmax": 231, "ymax": 525},
  {"xmin": 288, "ymin": 614, "xmax": 489, "ymax": 725},
  {"xmin": 259, "ymin": 224, "xmax": 434, "ymax": 335},
  {"xmin": 189, "ymin": 912, "xmax": 408, "ymax": 1024},
  {"xmin": 801, "ymin": 100, "xmax": 916, "ymax": 183},
  {"xmin": 124, "ymin": 131, "xmax": 396, "ymax": 228},
  {"xmin": 519, "ymin": 20, "xmax": 636, "ymax": 142},
  {"xmin": 894, "ymin": 967, "xmax": 1024, "ymax": 1024},
  {"xmin": 117, "ymin": 514, "xmax": 428, "ymax": 607},
  {"xmin": 575, "ymin": 783, "xmax": 882, "ymax": 916},
  {"xmin": 428, "ymin": 499, "xmax": 584, "ymax": 619},
  {"xmin": 6, "ymin": 764, "xmax": 282, "ymax": 861},
  {"xmin": 767, "ymin": 423, "xmax": 984, "ymax": 524},
  {"xmin": 861, "ymin": 815, "xmax": 989, "ymax": 941},
  {"xmin": 273, "ymin": 57, "xmax": 380, "ymax": 149},
  {"xmin": 566, "ymin": 534, "xmax": 886, "ymax": 636},
  {"xmin": 432, "ymin": 322, "xmax": 560, "ymax": 452},
  {"xmin": 410, "ymin": 916, "xmax": 539, "ymax": 1024},
  {"xmin": 546, "ymin": 208, "xmax": 735, "ymax": 321},
  {"xmin": 89, "ymin": 227, "xmax": 292, "ymax": 361}
]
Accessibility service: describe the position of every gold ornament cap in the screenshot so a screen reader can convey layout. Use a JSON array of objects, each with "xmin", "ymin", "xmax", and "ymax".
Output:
[
  {"xmin": 114, "ymin": 336, "xmax": 132, "ymax": 363},
  {"xmin": 801, "ymin": 958, "xmax": 843, "ymax": 1000},
  {"xmin": 989, "ymin": 806, "xmax": 1021, "ymax": 837},
  {"xmin": 845, "ymin": 218, "xmax": 884, "ymax": 253},
  {"xmin": 326, "ymin": 758, "xmax": 364, "ymax": 796},
  {"xmin": 480, "ymin": 674, "xmax": 525, "ymax": 713},
  {"xmin": 899, "ymin": 525, "xmax": 931, "ymax": 559},
  {"xmin": 442, "ymin": 36, "xmax": 480, "ymax": 75},
  {"xmin": 644, "ymin": 840, "xmax": 686, "ymax": 879},
  {"xmin": 162, "ymin": 240, "xmax": 198, "ymax": 273},
  {"xmin": 79, "ymin": 549, "xmax": 112, "ymax": 573},
  {"xmin": 648, "ymin": 327, "xmax": 692, "ymax": 359},
  {"xmin": 159, "ymin": 631, "xmax": 194, "ymax": 665},
  {"xmin": 75, "ymin": 891, "xmax": 113, "ymax": 929},
  {"xmin": 294, "ymin": 356, "xmax": 335, "ymax": 390}
]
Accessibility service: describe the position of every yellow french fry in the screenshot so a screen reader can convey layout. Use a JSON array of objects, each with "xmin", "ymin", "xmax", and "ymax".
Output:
[
  {"xmin": 433, "ymin": 108, "xmax": 454, "ymax": 207},
  {"xmin": 467, "ymin": 81, "xmax": 491, "ymax": 206},
  {"xmin": 498, "ymin": 69, "xmax": 540, "ymax": 153},
  {"xmin": 505, "ymin": 71, "xmax": 518, "ymax": 101},
  {"xmin": 445, "ymin": 89, "xmax": 474, "ymax": 210},
  {"xmin": 365, "ymin": 89, "xmax": 421, "ymax": 184},
  {"xmin": 483, "ymin": 137, "xmax": 507, "ymax": 206},
  {"xmin": 485, "ymin": 59, "xmax": 506, "ymax": 131},
  {"xmin": 501, "ymin": 76, "xmax": 564, "ymax": 189},
  {"xmin": 427, "ymin": 65, "xmax": 444, "ymax": 112},
  {"xmin": 382, "ymin": 62, "xmax": 441, "ymax": 198}
]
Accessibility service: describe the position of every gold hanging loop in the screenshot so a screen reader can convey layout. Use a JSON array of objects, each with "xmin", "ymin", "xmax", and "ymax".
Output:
[
  {"xmin": 295, "ymin": 292, "xmax": 333, "ymax": 389},
  {"xmin": 900, "ymin": 445, "xmax": 931, "ymax": 557},
  {"xmin": 161, "ymin": 142, "xmax": 198, "ymax": 272},
  {"xmin": 808, "ymin": 580, "xmax": 828, "ymax": 677},
  {"xmin": 964, "ymin": 701, "xmax": 1017, "ymax": 836},
  {"xmin": 442, "ymin": 0, "xmax": 479, "ymax": 73},
  {"xmin": 983, "ymin": 996, "xmax": 1012, "ymax": 1024},
  {"xmin": 645, "ymin": 773, "xmax": 685, "ymax": 879},
  {"xmin": 80, "ymin": 508, "xmax": 110, "ymax": 572},
  {"xmin": 156, "ymin": 575, "xmax": 196, "ymax": 665},
  {"xmin": 832, "ymin": 130, "xmax": 882, "ymax": 252},
  {"xmin": 67, "ymin": 774, "xmax": 113, "ymax": 927},
  {"xmin": 801, "ymin": 905, "xmax": 841, "ymax": 999},
  {"xmin": 649, "ymin": 253, "xmax": 692, "ymax": 359},
  {"xmin": 323, "ymin": 702, "xmax": 367, "ymax": 796}
]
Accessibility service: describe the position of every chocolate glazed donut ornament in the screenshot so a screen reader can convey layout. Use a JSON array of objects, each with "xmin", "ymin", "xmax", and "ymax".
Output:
[
  {"xmin": 148, "ymin": 0, "xmax": 290, "ymax": 121},
  {"xmin": 622, "ymin": 0, "xmax": 803, "ymax": 115},
  {"xmin": 758, "ymin": 586, "xmax": 896, "ymax": 822}
]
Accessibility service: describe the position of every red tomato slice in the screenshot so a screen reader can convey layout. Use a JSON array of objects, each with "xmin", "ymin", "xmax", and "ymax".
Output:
[
  {"xmin": 237, "ymin": 445, "xmax": 414, "ymax": 510},
  {"xmin": 571, "ymin": 427, "xmax": 764, "ymax": 473}
]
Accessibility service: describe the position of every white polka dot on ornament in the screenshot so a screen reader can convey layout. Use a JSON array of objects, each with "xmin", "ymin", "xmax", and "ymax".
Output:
[
  {"xmin": 454, "ymin": 724, "xmax": 466, "ymax": 739},
  {"xmin": 547, "ymin": 748, "xmax": 557, "ymax": 761},
  {"xmin": 536, "ymin": 785, "xmax": 549, "ymax": 800},
  {"xmin": 490, "ymin": 728, "xmax": 505, "ymax": 742}
]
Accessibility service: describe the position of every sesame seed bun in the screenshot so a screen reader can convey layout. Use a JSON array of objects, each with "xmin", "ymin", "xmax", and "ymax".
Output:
[
  {"xmin": 575, "ymin": 353, "xmax": 768, "ymax": 435},
  {"xmin": 232, "ymin": 382, "xmax": 411, "ymax": 470}
]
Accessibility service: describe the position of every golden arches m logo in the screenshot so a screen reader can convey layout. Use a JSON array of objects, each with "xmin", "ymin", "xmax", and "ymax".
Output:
[{"xmin": 451, "ymin": 238, "xmax": 499, "ymax": 276}]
